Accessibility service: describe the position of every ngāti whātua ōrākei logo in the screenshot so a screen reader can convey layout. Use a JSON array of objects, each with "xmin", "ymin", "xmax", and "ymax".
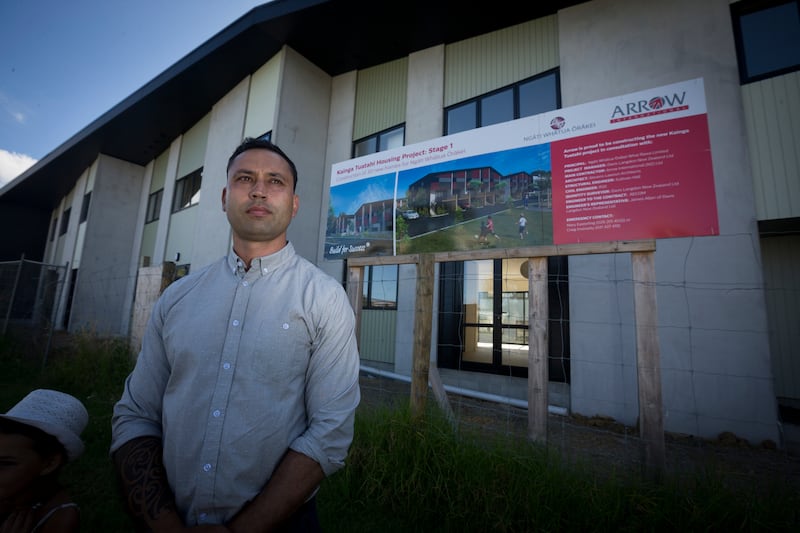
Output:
[
  {"xmin": 550, "ymin": 116, "xmax": 566, "ymax": 130},
  {"xmin": 610, "ymin": 91, "xmax": 688, "ymax": 123}
]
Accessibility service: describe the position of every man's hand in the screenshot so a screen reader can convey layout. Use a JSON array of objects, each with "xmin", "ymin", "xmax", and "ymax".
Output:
[{"xmin": 226, "ymin": 450, "xmax": 324, "ymax": 533}]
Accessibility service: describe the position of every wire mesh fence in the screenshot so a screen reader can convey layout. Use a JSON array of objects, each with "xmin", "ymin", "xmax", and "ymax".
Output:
[
  {"xmin": 358, "ymin": 370, "xmax": 800, "ymax": 489},
  {"xmin": 0, "ymin": 256, "xmax": 68, "ymax": 364}
]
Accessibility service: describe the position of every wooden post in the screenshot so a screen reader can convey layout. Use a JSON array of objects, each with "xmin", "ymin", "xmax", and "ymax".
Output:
[
  {"xmin": 527, "ymin": 257, "xmax": 549, "ymax": 443},
  {"xmin": 632, "ymin": 251, "xmax": 665, "ymax": 481},
  {"xmin": 346, "ymin": 264, "xmax": 364, "ymax": 348},
  {"xmin": 411, "ymin": 254, "xmax": 434, "ymax": 416},
  {"xmin": 428, "ymin": 365, "xmax": 455, "ymax": 425}
]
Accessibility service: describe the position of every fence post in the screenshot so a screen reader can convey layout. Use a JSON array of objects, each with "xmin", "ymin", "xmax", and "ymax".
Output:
[
  {"xmin": 411, "ymin": 254, "xmax": 434, "ymax": 417},
  {"xmin": 632, "ymin": 251, "xmax": 665, "ymax": 481},
  {"xmin": 2, "ymin": 253, "xmax": 25, "ymax": 336},
  {"xmin": 527, "ymin": 257, "xmax": 549, "ymax": 443}
]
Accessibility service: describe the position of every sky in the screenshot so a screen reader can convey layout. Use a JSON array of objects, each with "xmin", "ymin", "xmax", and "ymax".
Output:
[{"xmin": 0, "ymin": 0, "xmax": 274, "ymax": 188}]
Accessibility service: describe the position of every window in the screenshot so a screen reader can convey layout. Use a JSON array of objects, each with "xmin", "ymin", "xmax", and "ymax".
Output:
[
  {"xmin": 172, "ymin": 169, "xmax": 202, "ymax": 213},
  {"xmin": 362, "ymin": 265, "xmax": 398, "ymax": 309},
  {"xmin": 481, "ymin": 88, "xmax": 514, "ymax": 127},
  {"xmin": 446, "ymin": 101, "xmax": 477, "ymax": 134},
  {"xmin": 79, "ymin": 192, "xmax": 91, "ymax": 223},
  {"xmin": 146, "ymin": 189, "xmax": 163, "ymax": 223},
  {"xmin": 257, "ymin": 131, "xmax": 272, "ymax": 141},
  {"xmin": 445, "ymin": 70, "xmax": 560, "ymax": 134},
  {"xmin": 59, "ymin": 208, "xmax": 71, "ymax": 236},
  {"xmin": 63, "ymin": 268, "xmax": 78, "ymax": 328},
  {"xmin": 353, "ymin": 125, "xmax": 405, "ymax": 157},
  {"xmin": 732, "ymin": 0, "xmax": 800, "ymax": 83},
  {"xmin": 518, "ymin": 74, "xmax": 560, "ymax": 118}
]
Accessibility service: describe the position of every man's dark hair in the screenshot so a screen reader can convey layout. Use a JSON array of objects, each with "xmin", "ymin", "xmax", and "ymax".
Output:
[{"xmin": 226, "ymin": 137, "xmax": 299, "ymax": 191}]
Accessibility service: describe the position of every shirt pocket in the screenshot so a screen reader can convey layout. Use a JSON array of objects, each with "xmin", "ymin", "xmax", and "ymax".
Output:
[{"xmin": 248, "ymin": 317, "xmax": 312, "ymax": 383}]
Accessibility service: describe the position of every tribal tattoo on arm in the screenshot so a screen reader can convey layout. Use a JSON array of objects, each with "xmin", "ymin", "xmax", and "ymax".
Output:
[{"xmin": 113, "ymin": 436, "xmax": 183, "ymax": 531}]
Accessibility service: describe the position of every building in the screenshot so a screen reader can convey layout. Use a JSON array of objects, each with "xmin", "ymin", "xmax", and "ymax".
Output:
[{"xmin": 1, "ymin": 0, "xmax": 798, "ymax": 447}]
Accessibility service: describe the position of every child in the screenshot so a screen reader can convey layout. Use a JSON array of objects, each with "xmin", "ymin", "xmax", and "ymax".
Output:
[
  {"xmin": 518, "ymin": 213, "xmax": 527, "ymax": 239},
  {"xmin": 0, "ymin": 389, "xmax": 88, "ymax": 533},
  {"xmin": 478, "ymin": 216, "xmax": 500, "ymax": 244},
  {"xmin": 486, "ymin": 216, "xmax": 499, "ymax": 239},
  {"xmin": 478, "ymin": 219, "xmax": 489, "ymax": 242}
]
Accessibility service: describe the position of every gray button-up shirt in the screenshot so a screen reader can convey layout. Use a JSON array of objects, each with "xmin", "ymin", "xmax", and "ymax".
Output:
[{"xmin": 111, "ymin": 243, "xmax": 361, "ymax": 525}]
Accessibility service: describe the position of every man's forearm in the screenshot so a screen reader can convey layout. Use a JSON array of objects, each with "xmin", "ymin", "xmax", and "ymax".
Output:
[
  {"xmin": 227, "ymin": 449, "xmax": 325, "ymax": 533},
  {"xmin": 112, "ymin": 435, "xmax": 185, "ymax": 532}
]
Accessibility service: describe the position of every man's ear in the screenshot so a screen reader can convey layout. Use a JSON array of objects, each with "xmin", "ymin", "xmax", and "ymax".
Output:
[{"xmin": 221, "ymin": 187, "xmax": 228, "ymax": 212}]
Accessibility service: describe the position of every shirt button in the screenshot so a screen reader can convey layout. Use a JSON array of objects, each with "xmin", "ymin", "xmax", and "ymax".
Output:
[
  {"xmin": 203, "ymin": 463, "xmax": 212, "ymax": 472},
  {"xmin": 213, "ymin": 409, "xmax": 221, "ymax": 417},
  {"xmin": 242, "ymin": 280, "xmax": 249, "ymax": 287},
  {"xmin": 232, "ymin": 319, "xmax": 240, "ymax": 326},
  {"xmin": 262, "ymin": 267, "xmax": 268, "ymax": 274},
  {"xmin": 223, "ymin": 362, "xmax": 231, "ymax": 370}
]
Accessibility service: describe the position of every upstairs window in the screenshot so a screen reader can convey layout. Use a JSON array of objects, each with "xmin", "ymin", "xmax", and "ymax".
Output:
[
  {"xmin": 79, "ymin": 192, "xmax": 91, "ymax": 223},
  {"xmin": 732, "ymin": 0, "xmax": 800, "ymax": 83},
  {"xmin": 353, "ymin": 125, "xmax": 405, "ymax": 157},
  {"xmin": 446, "ymin": 70, "xmax": 560, "ymax": 134},
  {"xmin": 146, "ymin": 189, "xmax": 163, "ymax": 223},
  {"xmin": 172, "ymin": 169, "xmax": 202, "ymax": 213},
  {"xmin": 59, "ymin": 208, "xmax": 71, "ymax": 236}
]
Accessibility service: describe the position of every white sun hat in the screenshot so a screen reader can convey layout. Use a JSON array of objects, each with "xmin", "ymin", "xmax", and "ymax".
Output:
[{"xmin": 1, "ymin": 389, "xmax": 89, "ymax": 461}]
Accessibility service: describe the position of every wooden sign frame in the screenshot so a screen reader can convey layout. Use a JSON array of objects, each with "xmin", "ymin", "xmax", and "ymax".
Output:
[{"xmin": 346, "ymin": 239, "xmax": 664, "ymax": 479}]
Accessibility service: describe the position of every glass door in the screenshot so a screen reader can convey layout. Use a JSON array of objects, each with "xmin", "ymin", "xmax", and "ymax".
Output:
[
  {"xmin": 437, "ymin": 257, "xmax": 570, "ymax": 381},
  {"xmin": 460, "ymin": 258, "xmax": 530, "ymax": 372}
]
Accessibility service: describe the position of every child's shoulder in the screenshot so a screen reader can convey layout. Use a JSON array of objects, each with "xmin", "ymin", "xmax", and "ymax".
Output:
[
  {"xmin": 35, "ymin": 503, "xmax": 80, "ymax": 533},
  {"xmin": 35, "ymin": 489, "xmax": 80, "ymax": 533}
]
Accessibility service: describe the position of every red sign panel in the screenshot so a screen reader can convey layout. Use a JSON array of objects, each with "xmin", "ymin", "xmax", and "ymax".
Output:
[{"xmin": 551, "ymin": 114, "xmax": 718, "ymax": 244}]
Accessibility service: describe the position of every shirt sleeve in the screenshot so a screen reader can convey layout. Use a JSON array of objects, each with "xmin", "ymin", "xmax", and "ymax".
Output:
[
  {"xmin": 109, "ymin": 292, "xmax": 172, "ymax": 454},
  {"xmin": 289, "ymin": 280, "xmax": 361, "ymax": 476}
]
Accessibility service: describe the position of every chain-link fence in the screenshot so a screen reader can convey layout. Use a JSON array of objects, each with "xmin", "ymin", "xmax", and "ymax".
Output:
[{"xmin": 0, "ymin": 255, "xmax": 68, "ymax": 364}]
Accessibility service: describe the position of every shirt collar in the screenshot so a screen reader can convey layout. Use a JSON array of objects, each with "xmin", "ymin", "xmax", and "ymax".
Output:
[{"xmin": 226, "ymin": 241, "xmax": 295, "ymax": 278}]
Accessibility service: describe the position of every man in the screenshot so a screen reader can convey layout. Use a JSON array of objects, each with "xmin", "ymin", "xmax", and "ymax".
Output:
[{"xmin": 110, "ymin": 138, "xmax": 361, "ymax": 532}]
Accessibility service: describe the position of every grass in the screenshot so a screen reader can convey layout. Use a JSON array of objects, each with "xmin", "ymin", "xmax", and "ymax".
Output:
[
  {"xmin": 318, "ymin": 404, "xmax": 799, "ymax": 532},
  {"xmin": 397, "ymin": 205, "xmax": 553, "ymax": 255},
  {"xmin": 2, "ymin": 333, "xmax": 798, "ymax": 532}
]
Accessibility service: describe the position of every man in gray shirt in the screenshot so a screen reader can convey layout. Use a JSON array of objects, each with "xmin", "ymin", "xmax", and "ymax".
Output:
[{"xmin": 111, "ymin": 138, "xmax": 361, "ymax": 532}]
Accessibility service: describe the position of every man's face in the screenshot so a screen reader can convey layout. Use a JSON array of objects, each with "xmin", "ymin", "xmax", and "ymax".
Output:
[{"xmin": 221, "ymin": 148, "xmax": 299, "ymax": 252}]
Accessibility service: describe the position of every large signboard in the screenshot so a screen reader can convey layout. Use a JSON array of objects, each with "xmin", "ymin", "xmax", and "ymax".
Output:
[{"xmin": 324, "ymin": 78, "xmax": 718, "ymax": 260}]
